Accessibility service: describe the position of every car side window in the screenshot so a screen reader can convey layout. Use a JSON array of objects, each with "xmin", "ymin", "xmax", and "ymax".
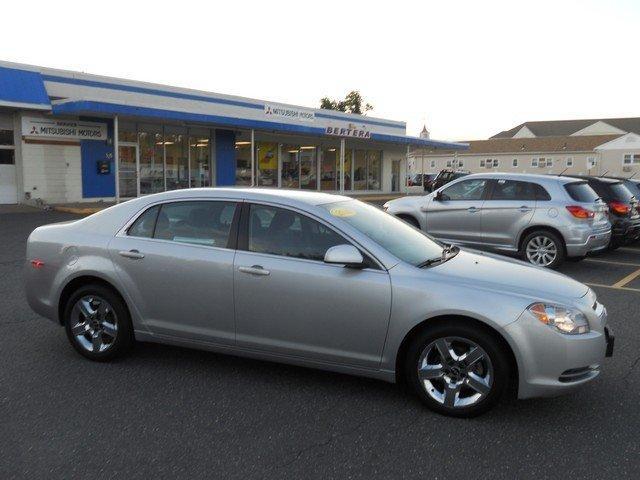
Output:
[
  {"xmin": 153, "ymin": 201, "xmax": 238, "ymax": 248},
  {"xmin": 441, "ymin": 179, "xmax": 487, "ymax": 201},
  {"xmin": 128, "ymin": 205, "xmax": 160, "ymax": 238},
  {"xmin": 248, "ymin": 204, "xmax": 347, "ymax": 261},
  {"xmin": 490, "ymin": 180, "xmax": 537, "ymax": 201}
]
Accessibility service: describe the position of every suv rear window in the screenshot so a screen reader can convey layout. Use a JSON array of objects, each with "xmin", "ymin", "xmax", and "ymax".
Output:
[
  {"xmin": 564, "ymin": 182, "xmax": 599, "ymax": 202},
  {"xmin": 609, "ymin": 182, "xmax": 635, "ymax": 202}
]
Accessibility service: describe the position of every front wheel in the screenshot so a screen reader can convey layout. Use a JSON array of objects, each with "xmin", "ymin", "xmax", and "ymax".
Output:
[
  {"xmin": 521, "ymin": 230, "xmax": 565, "ymax": 269},
  {"xmin": 405, "ymin": 322, "xmax": 510, "ymax": 417}
]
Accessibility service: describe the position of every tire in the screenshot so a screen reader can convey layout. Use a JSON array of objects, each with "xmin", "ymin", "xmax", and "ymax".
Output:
[
  {"xmin": 521, "ymin": 230, "xmax": 565, "ymax": 269},
  {"xmin": 398, "ymin": 215, "xmax": 420, "ymax": 229},
  {"xmin": 405, "ymin": 321, "xmax": 510, "ymax": 418},
  {"xmin": 63, "ymin": 284, "xmax": 134, "ymax": 361}
]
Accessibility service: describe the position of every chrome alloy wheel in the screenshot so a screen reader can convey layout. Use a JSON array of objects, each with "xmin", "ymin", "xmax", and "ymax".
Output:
[
  {"xmin": 525, "ymin": 235, "xmax": 558, "ymax": 266},
  {"xmin": 69, "ymin": 296, "xmax": 118, "ymax": 353},
  {"xmin": 417, "ymin": 337, "xmax": 493, "ymax": 408}
]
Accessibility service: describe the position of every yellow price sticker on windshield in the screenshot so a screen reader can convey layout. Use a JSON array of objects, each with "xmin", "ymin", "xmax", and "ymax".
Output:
[{"xmin": 330, "ymin": 207, "xmax": 356, "ymax": 218}]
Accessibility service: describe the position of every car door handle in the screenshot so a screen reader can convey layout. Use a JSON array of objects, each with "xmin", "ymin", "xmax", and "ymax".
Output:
[
  {"xmin": 467, "ymin": 207, "xmax": 480, "ymax": 213},
  {"xmin": 518, "ymin": 206, "xmax": 533, "ymax": 212},
  {"xmin": 118, "ymin": 249, "xmax": 145, "ymax": 259},
  {"xmin": 238, "ymin": 265, "xmax": 271, "ymax": 276}
]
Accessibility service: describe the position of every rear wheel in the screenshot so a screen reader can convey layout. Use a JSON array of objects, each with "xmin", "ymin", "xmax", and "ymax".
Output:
[
  {"xmin": 405, "ymin": 322, "xmax": 510, "ymax": 417},
  {"xmin": 63, "ymin": 284, "xmax": 134, "ymax": 361},
  {"xmin": 521, "ymin": 230, "xmax": 565, "ymax": 268}
]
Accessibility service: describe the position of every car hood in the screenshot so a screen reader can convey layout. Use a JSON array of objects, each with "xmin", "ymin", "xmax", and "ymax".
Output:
[{"xmin": 431, "ymin": 248, "xmax": 589, "ymax": 301}]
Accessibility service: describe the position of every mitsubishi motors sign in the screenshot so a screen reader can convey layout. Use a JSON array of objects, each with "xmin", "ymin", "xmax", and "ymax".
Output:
[
  {"xmin": 264, "ymin": 103, "xmax": 315, "ymax": 122},
  {"xmin": 22, "ymin": 117, "xmax": 108, "ymax": 141}
]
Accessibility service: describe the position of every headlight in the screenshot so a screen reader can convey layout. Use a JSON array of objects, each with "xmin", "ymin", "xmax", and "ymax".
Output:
[{"xmin": 528, "ymin": 303, "xmax": 590, "ymax": 335}]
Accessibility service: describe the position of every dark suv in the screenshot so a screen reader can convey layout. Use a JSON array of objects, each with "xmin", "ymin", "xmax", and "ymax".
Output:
[
  {"xmin": 567, "ymin": 176, "xmax": 640, "ymax": 247},
  {"xmin": 426, "ymin": 169, "xmax": 470, "ymax": 192}
]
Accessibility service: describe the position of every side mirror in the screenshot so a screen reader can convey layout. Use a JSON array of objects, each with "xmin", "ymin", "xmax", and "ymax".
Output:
[
  {"xmin": 324, "ymin": 244, "xmax": 365, "ymax": 268},
  {"xmin": 434, "ymin": 190, "xmax": 444, "ymax": 201}
]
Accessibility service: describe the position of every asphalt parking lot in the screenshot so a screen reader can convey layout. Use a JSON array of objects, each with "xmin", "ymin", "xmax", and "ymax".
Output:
[{"xmin": 2, "ymin": 208, "xmax": 639, "ymax": 479}]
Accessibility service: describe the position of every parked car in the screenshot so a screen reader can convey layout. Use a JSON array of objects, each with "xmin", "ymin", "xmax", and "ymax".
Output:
[
  {"xmin": 566, "ymin": 176, "xmax": 640, "ymax": 248},
  {"xmin": 384, "ymin": 173, "xmax": 611, "ymax": 268},
  {"xmin": 426, "ymin": 169, "xmax": 470, "ymax": 192},
  {"xmin": 408, "ymin": 173, "xmax": 437, "ymax": 189},
  {"xmin": 26, "ymin": 188, "xmax": 613, "ymax": 417}
]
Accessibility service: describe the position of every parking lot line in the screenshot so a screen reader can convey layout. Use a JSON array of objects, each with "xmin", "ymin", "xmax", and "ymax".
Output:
[
  {"xmin": 611, "ymin": 267, "xmax": 640, "ymax": 288},
  {"xmin": 584, "ymin": 258, "xmax": 640, "ymax": 267},
  {"xmin": 585, "ymin": 282, "xmax": 640, "ymax": 293},
  {"xmin": 618, "ymin": 247, "xmax": 640, "ymax": 254}
]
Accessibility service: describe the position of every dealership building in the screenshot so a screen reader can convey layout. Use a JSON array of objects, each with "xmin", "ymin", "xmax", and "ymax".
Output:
[{"xmin": 0, "ymin": 61, "xmax": 466, "ymax": 205}]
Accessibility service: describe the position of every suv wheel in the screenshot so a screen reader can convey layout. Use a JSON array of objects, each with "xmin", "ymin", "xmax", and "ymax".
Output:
[
  {"xmin": 63, "ymin": 284, "xmax": 134, "ymax": 361},
  {"xmin": 521, "ymin": 230, "xmax": 565, "ymax": 269},
  {"xmin": 405, "ymin": 322, "xmax": 510, "ymax": 418}
]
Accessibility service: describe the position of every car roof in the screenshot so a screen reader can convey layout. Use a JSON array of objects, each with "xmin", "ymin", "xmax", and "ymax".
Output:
[
  {"xmin": 125, "ymin": 187, "xmax": 353, "ymax": 206},
  {"xmin": 564, "ymin": 175, "xmax": 622, "ymax": 184},
  {"xmin": 463, "ymin": 172, "xmax": 574, "ymax": 184}
]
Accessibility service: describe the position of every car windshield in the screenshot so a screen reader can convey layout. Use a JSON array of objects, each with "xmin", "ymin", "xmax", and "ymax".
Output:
[
  {"xmin": 321, "ymin": 200, "xmax": 444, "ymax": 266},
  {"xmin": 624, "ymin": 180, "xmax": 640, "ymax": 197},
  {"xmin": 609, "ymin": 182, "xmax": 635, "ymax": 202},
  {"xmin": 564, "ymin": 182, "xmax": 599, "ymax": 202}
]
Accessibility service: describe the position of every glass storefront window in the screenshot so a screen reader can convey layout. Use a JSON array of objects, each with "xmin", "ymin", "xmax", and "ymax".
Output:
[
  {"xmin": 299, "ymin": 146, "xmax": 317, "ymax": 190},
  {"xmin": 353, "ymin": 149, "xmax": 367, "ymax": 191},
  {"xmin": 320, "ymin": 146, "xmax": 338, "ymax": 191},
  {"xmin": 165, "ymin": 130, "xmax": 189, "ymax": 190},
  {"xmin": 337, "ymin": 148, "xmax": 352, "ymax": 191},
  {"xmin": 235, "ymin": 141, "xmax": 252, "ymax": 186},
  {"xmin": 256, "ymin": 142, "xmax": 278, "ymax": 187},
  {"xmin": 190, "ymin": 136, "xmax": 211, "ymax": 188},
  {"xmin": 281, "ymin": 144, "xmax": 300, "ymax": 189},
  {"xmin": 367, "ymin": 150, "xmax": 382, "ymax": 190},
  {"xmin": 138, "ymin": 127, "xmax": 164, "ymax": 194}
]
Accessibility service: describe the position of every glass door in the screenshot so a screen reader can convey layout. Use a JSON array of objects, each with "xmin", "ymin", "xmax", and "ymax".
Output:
[
  {"xmin": 118, "ymin": 144, "xmax": 139, "ymax": 198},
  {"xmin": 391, "ymin": 160, "xmax": 401, "ymax": 192}
]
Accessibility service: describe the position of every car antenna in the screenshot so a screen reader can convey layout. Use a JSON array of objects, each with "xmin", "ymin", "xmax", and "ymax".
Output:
[
  {"xmin": 600, "ymin": 170, "xmax": 608, "ymax": 177},
  {"xmin": 559, "ymin": 167, "xmax": 568, "ymax": 176},
  {"xmin": 628, "ymin": 172, "xmax": 638, "ymax": 179}
]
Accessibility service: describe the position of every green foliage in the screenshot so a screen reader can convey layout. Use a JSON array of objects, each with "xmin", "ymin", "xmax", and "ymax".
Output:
[{"xmin": 320, "ymin": 91, "xmax": 373, "ymax": 115}]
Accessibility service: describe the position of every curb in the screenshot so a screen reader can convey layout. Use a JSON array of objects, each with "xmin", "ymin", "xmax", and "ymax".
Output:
[{"xmin": 52, "ymin": 206, "xmax": 105, "ymax": 215}]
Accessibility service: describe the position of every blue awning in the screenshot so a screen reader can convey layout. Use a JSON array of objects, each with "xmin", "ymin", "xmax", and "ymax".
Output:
[
  {"xmin": 0, "ymin": 67, "xmax": 50, "ymax": 110},
  {"xmin": 52, "ymin": 100, "xmax": 468, "ymax": 150}
]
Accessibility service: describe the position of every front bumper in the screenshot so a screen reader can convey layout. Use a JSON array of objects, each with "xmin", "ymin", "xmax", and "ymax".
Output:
[{"xmin": 504, "ymin": 306, "xmax": 610, "ymax": 399}]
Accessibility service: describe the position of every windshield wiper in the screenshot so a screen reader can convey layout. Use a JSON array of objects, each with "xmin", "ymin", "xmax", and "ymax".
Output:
[{"xmin": 417, "ymin": 245, "xmax": 460, "ymax": 268}]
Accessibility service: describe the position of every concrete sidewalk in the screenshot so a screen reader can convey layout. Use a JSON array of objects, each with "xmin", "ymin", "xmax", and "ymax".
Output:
[{"xmin": 42, "ymin": 192, "xmax": 415, "ymax": 215}]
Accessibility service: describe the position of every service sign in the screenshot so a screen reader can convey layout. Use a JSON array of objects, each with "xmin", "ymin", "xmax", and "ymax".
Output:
[
  {"xmin": 325, "ymin": 125, "xmax": 371, "ymax": 139},
  {"xmin": 22, "ymin": 117, "xmax": 108, "ymax": 141},
  {"xmin": 264, "ymin": 104, "xmax": 315, "ymax": 122}
]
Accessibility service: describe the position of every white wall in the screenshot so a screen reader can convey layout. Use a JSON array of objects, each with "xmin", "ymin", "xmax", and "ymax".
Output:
[{"xmin": 21, "ymin": 142, "xmax": 82, "ymax": 203}]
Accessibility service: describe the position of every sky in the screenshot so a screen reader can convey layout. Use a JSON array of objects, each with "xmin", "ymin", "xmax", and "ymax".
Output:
[{"xmin": 1, "ymin": 0, "xmax": 639, "ymax": 141}]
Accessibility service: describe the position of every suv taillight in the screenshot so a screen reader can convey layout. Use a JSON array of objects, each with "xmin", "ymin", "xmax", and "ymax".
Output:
[
  {"xmin": 608, "ymin": 201, "xmax": 630, "ymax": 216},
  {"xmin": 566, "ymin": 206, "xmax": 595, "ymax": 219}
]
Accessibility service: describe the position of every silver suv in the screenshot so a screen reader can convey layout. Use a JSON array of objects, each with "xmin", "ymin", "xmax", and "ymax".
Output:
[{"xmin": 384, "ymin": 173, "xmax": 611, "ymax": 268}]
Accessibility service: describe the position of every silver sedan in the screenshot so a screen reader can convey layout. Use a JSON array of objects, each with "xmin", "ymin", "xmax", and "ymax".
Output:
[{"xmin": 25, "ymin": 189, "xmax": 614, "ymax": 417}]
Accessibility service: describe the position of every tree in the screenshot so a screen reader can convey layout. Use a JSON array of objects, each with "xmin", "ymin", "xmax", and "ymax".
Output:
[{"xmin": 320, "ymin": 90, "xmax": 373, "ymax": 115}]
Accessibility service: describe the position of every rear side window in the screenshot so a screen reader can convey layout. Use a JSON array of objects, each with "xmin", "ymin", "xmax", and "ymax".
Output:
[
  {"xmin": 154, "ymin": 201, "xmax": 238, "ymax": 247},
  {"xmin": 128, "ymin": 205, "xmax": 160, "ymax": 238},
  {"xmin": 490, "ymin": 180, "xmax": 539, "ymax": 201},
  {"xmin": 564, "ymin": 182, "xmax": 599, "ymax": 202}
]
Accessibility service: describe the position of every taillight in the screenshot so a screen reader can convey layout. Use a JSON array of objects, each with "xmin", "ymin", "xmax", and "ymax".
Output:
[
  {"xmin": 608, "ymin": 201, "xmax": 630, "ymax": 216},
  {"xmin": 30, "ymin": 259, "xmax": 45, "ymax": 269},
  {"xmin": 566, "ymin": 206, "xmax": 594, "ymax": 219}
]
